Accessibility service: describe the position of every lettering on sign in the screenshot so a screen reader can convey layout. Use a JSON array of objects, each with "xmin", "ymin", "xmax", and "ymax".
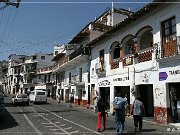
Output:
[
  {"xmin": 169, "ymin": 70, "xmax": 180, "ymax": 75},
  {"xmin": 98, "ymin": 80, "xmax": 110, "ymax": 86},
  {"xmin": 113, "ymin": 77, "xmax": 129, "ymax": 82}
]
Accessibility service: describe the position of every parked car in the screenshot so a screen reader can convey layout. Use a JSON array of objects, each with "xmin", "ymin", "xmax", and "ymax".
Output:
[
  {"xmin": 12, "ymin": 94, "xmax": 29, "ymax": 106},
  {"xmin": 29, "ymin": 90, "xmax": 47, "ymax": 104}
]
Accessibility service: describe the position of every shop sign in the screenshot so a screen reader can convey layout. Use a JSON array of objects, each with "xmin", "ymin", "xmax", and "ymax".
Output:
[
  {"xmin": 169, "ymin": 70, "xmax": 180, "ymax": 75},
  {"xmin": 113, "ymin": 77, "xmax": 129, "ymax": 82},
  {"xmin": 159, "ymin": 72, "xmax": 168, "ymax": 81},
  {"xmin": 98, "ymin": 80, "xmax": 110, "ymax": 86}
]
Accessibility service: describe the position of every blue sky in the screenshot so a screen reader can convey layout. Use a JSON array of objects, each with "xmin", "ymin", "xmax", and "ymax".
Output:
[{"xmin": 0, "ymin": 0, "xmax": 152, "ymax": 60}]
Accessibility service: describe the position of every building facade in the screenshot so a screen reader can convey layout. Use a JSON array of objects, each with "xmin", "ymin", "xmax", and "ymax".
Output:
[{"xmin": 88, "ymin": 1, "xmax": 180, "ymax": 124}]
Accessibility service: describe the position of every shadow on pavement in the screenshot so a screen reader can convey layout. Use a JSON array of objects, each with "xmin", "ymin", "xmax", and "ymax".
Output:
[
  {"xmin": 106, "ymin": 127, "xmax": 115, "ymax": 130},
  {"xmin": 4, "ymin": 102, "xmax": 31, "ymax": 108},
  {"xmin": 0, "ymin": 108, "xmax": 19, "ymax": 130},
  {"xmin": 51, "ymin": 109, "xmax": 77, "ymax": 113},
  {"xmin": 126, "ymin": 128, "xmax": 156, "ymax": 134},
  {"xmin": 141, "ymin": 128, "xmax": 156, "ymax": 132}
]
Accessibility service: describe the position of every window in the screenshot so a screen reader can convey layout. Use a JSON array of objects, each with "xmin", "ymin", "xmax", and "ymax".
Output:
[
  {"xmin": 48, "ymin": 75, "xmax": 51, "ymax": 82},
  {"xmin": 69, "ymin": 72, "xmax": 71, "ymax": 83},
  {"xmin": 44, "ymin": 75, "xmax": 47, "ymax": 83},
  {"xmin": 55, "ymin": 51, "xmax": 58, "ymax": 55},
  {"xmin": 161, "ymin": 16, "xmax": 176, "ymax": 43},
  {"xmin": 99, "ymin": 49, "xmax": 104, "ymax": 70},
  {"xmin": 41, "ymin": 56, "xmax": 45, "ymax": 60},
  {"xmin": 32, "ymin": 55, "xmax": 36, "ymax": 60},
  {"xmin": 79, "ymin": 68, "xmax": 82, "ymax": 82},
  {"xmin": 17, "ymin": 94, "xmax": 28, "ymax": 98}
]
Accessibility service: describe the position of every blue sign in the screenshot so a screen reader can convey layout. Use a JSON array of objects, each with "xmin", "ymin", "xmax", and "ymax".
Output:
[{"xmin": 159, "ymin": 72, "xmax": 168, "ymax": 81}]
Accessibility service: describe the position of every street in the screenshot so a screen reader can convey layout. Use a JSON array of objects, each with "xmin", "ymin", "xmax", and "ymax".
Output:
[{"xmin": 0, "ymin": 94, "xmax": 179, "ymax": 135}]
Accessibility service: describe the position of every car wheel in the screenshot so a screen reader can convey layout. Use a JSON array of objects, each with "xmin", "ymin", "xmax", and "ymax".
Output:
[{"xmin": 26, "ymin": 102, "xmax": 29, "ymax": 106}]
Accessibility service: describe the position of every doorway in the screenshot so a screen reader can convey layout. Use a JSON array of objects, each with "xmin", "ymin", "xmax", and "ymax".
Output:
[
  {"xmin": 78, "ymin": 89, "xmax": 82, "ymax": 105},
  {"xmin": 100, "ymin": 87, "xmax": 110, "ymax": 110},
  {"xmin": 88, "ymin": 85, "xmax": 90, "ymax": 105},
  {"xmin": 168, "ymin": 83, "xmax": 180, "ymax": 123},
  {"xmin": 136, "ymin": 84, "xmax": 154, "ymax": 117},
  {"xmin": 114, "ymin": 86, "xmax": 130, "ymax": 113}
]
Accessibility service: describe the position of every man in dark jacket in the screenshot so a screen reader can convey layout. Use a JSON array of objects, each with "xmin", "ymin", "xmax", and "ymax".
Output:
[
  {"xmin": 97, "ymin": 98, "xmax": 106, "ymax": 132},
  {"xmin": 132, "ymin": 96, "xmax": 145, "ymax": 132}
]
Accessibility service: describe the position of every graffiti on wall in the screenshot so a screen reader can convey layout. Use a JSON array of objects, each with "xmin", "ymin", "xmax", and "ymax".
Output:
[
  {"xmin": 154, "ymin": 107, "xmax": 167, "ymax": 124},
  {"xmin": 155, "ymin": 87, "xmax": 165, "ymax": 106}
]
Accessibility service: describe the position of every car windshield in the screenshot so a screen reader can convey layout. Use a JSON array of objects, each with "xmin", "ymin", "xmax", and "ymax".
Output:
[{"xmin": 17, "ymin": 94, "xmax": 28, "ymax": 98}]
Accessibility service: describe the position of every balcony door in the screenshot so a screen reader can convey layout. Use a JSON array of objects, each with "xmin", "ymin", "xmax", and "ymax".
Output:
[{"xmin": 161, "ymin": 16, "xmax": 177, "ymax": 57}]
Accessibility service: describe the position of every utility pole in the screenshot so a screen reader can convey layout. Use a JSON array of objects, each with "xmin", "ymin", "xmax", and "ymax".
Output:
[{"xmin": 0, "ymin": 0, "xmax": 21, "ymax": 11}]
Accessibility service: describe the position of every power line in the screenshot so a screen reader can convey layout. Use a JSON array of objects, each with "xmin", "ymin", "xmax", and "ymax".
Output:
[
  {"xmin": 2, "ymin": 6, "xmax": 12, "ymax": 39},
  {"xmin": 6, "ymin": 7, "xmax": 19, "ymax": 41},
  {"xmin": 0, "ymin": 9, "xmax": 4, "ymax": 28}
]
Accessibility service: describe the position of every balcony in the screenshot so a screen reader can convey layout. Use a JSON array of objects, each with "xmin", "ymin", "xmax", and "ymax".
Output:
[
  {"xmin": 52, "ymin": 56, "xmax": 69, "ymax": 72},
  {"xmin": 155, "ymin": 37, "xmax": 180, "ymax": 60},
  {"xmin": 69, "ymin": 47, "xmax": 90, "ymax": 61},
  {"xmin": 37, "ymin": 66, "xmax": 54, "ymax": 74},
  {"xmin": 110, "ymin": 59, "xmax": 119, "ymax": 69},
  {"xmin": 138, "ymin": 47, "xmax": 153, "ymax": 63},
  {"xmin": 53, "ymin": 52, "xmax": 89, "ymax": 73}
]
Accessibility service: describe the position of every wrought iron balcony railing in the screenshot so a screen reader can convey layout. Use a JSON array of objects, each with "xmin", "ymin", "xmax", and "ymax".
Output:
[
  {"xmin": 154, "ymin": 37, "xmax": 180, "ymax": 59},
  {"xmin": 69, "ymin": 47, "xmax": 90, "ymax": 61}
]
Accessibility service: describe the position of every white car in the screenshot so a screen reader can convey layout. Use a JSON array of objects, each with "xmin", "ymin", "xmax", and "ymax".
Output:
[
  {"xmin": 29, "ymin": 90, "xmax": 47, "ymax": 104},
  {"xmin": 12, "ymin": 94, "xmax": 29, "ymax": 106}
]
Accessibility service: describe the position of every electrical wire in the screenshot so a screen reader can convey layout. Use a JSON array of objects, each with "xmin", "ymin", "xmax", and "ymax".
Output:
[
  {"xmin": 0, "ymin": 9, "xmax": 4, "ymax": 29},
  {"xmin": 2, "ymin": 6, "xmax": 12, "ymax": 40},
  {"xmin": 6, "ymin": 7, "xmax": 19, "ymax": 42}
]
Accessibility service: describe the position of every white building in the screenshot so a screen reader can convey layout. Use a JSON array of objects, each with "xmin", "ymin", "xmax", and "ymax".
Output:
[
  {"xmin": 6, "ymin": 53, "xmax": 54, "ymax": 94},
  {"xmin": 55, "ymin": 8, "xmax": 133, "ymax": 107},
  {"xmin": 6, "ymin": 54, "xmax": 27, "ymax": 94},
  {"xmin": 87, "ymin": 0, "xmax": 180, "ymax": 124}
]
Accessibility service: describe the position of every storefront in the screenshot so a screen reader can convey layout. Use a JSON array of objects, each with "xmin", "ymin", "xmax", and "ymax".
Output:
[
  {"xmin": 157, "ymin": 60, "xmax": 180, "ymax": 124},
  {"xmin": 98, "ymin": 79, "xmax": 110, "ymax": 110},
  {"xmin": 112, "ymin": 74, "xmax": 131, "ymax": 113}
]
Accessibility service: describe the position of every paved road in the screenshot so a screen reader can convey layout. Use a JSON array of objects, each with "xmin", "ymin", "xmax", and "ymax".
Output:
[{"xmin": 0, "ymin": 94, "xmax": 179, "ymax": 135}]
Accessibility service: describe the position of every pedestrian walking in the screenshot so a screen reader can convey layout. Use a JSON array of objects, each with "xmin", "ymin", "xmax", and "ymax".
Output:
[
  {"xmin": 57, "ymin": 93, "xmax": 61, "ymax": 105},
  {"xmin": 69, "ymin": 92, "xmax": 74, "ymax": 108},
  {"xmin": 93, "ymin": 90, "xmax": 99, "ymax": 113},
  {"xmin": 131, "ymin": 96, "xmax": 145, "ymax": 132},
  {"xmin": 113, "ymin": 93, "xmax": 127, "ymax": 135},
  {"xmin": 97, "ymin": 97, "xmax": 106, "ymax": 132}
]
